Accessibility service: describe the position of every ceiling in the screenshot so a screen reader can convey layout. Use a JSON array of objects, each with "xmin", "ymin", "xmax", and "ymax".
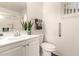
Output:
[{"xmin": 0, "ymin": 2, "xmax": 26, "ymax": 12}]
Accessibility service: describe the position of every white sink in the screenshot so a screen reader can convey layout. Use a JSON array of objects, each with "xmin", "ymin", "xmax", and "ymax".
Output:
[
  {"xmin": 0, "ymin": 37, "xmax": 4, "ymax": 39},
  {"xmin": 0, "ymin": 31, "xmax": 28, "ymax": 40},
  {"xmin": 0, "ymin": 36, "xmax": 13, "ymax": 40}
]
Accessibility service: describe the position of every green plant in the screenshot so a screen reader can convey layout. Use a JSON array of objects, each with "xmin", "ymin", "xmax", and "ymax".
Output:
[
  {"xmin": 27, "ymin": 21, "xmax": 33, "ymax": 31},
  {"xmin": 21, "ymin": 21, "xmax": 27, "ymax": 31}
]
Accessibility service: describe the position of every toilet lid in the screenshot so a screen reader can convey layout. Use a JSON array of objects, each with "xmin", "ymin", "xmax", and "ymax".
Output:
[{"xmin": 41, "ymin": 42, "xmax": 56, "ymax": 52}]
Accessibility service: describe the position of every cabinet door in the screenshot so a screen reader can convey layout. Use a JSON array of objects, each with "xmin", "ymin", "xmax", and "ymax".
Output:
[
  {"xmin": 29, "ymin": 39, "xmax": 39, "ymax": 56},
  {"xmin": 0, "ymin": 46, "xmax": 25, "ymax": 56},
  {"xmin": 25, "ymin": 44, "xmax": 29, "ymax": 56}
]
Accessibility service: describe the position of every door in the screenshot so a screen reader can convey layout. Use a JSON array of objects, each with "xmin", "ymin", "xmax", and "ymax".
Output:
[
  {"xmin": 58, "ymin": 18, "xmax": 79, "ymax": 56},
  {"xmin": 0, "ymin": 46, "xmax": 25, "ymax": 56}
]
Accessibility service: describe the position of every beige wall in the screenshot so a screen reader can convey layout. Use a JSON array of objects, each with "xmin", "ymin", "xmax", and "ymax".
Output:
[
  {"xmin": 27, "ymin": 2, "xmax": 43, "ymax": 20},
  {"xmin": 26, "ymin": 2, "xmax": 43, "ymax": 35},
  {"xmin": 43, "ymin": 2, "xmax": 79, "ymax": 56}
]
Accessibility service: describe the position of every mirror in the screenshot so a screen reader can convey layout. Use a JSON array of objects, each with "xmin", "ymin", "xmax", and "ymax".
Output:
[{"xmin": 0, "ymin": 2, "xmax": 26, "ymax": 32}]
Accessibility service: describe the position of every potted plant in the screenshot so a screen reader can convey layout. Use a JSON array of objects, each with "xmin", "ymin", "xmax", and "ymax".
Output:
[
  {"xmin": 21, "ymin": 21, "xmax": 27, "ymax": 31},
  {"xmin": 27, "ymin": 20, "xmax": 33, "ymax": 35}
]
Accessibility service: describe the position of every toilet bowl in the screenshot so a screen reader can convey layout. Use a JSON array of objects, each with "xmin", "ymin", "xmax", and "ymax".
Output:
[{"xmin": 41, "ymin": 42, "xmax": 56, "ymax": 56}]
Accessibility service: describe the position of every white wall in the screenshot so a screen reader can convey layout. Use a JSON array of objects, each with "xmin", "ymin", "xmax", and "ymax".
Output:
[
  {"xmin": 59, "ymin": 17, "xmax": 79, "ymax": 56},
  {"xmin": 58, "ymin": 5, "xmax": 79, "ymax": 55},
  {"xmin": 43, "ymin": 3, "xmax": 61, "ymax": 43},
  {"xmin": 43, "ymin": 2, "xmax": 79, "ymax": 56},
  {"xmin": 26, "ymin": 2, "xmax": 43, "ymax": 34},
  {"xmin": 43, "ymin": 3, "xmax": 63, "ymax": 55},
  {"xmin": 27, "ymin": 2, "xmax": 43, "ymax": 20}
]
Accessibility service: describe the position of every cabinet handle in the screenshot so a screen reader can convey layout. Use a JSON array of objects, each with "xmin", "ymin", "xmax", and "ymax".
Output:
[
  {"xmin": 23, "ymin": 44, "xmax": 29, "ymax": 47},
  {"xmin": 59, "ymin": 22, "xmax": 61, "ymax": 37},
  {"xmin": 27, "ymin": 44, "xmax": 29, "ymax": 46},
  {"xmin": 23, "ymin": 45, "xmax": 26, "ymax": 47}
]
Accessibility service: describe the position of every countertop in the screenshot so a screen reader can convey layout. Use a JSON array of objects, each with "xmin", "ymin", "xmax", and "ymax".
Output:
[{"xmin": 0, "ymin": 34, "xmax": 43, "ymax": 47}]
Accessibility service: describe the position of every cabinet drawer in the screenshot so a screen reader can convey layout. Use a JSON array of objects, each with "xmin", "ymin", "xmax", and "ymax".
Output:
[
  {"xmin": 0, "ymin": 46, "xmax": 24, "ymax": 56},
  {"xmin": 25, "ymin": 37, "xmax": 39, "ymax": 44}
]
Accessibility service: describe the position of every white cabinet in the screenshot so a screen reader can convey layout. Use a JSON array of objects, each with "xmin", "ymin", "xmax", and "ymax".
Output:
[
  {"xmin": 28, "ymin": 39, "xmax": 39, "ymax": 56},
  {"xmin": 0, "ymin": 46, "xmax": 25, "ymax": 56},
  {"xmin": 0, "ymin": 40, "xmax": 26, "ymax": 56},
  {"xmin": 24, "ymin": 35, "xmax": 43, "ymax": 56},
  {"xmin": 24, "ymin": 38, "xmax": 40, "ymax": 56},
  {"xmin": 0, "ymin": 35, "xmax": 43, "ymax": 56},
  {"xmin": 25, "ymin": 44, "xmax": 29, "ymax": 56}
]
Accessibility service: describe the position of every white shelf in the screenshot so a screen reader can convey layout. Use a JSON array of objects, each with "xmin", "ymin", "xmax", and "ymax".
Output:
[{"xmin": 62, "ymin": 12, "xmax": 79, "ymax": 18}]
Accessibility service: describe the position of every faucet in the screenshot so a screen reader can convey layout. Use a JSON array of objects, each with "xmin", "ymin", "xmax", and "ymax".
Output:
[
  {"xmin": 14, "ymin": 30, "xmax": 20, "ymax": 36},
  {"xmin": 8, "ymin": 24, "xmax": 21, "ymax": 36}
]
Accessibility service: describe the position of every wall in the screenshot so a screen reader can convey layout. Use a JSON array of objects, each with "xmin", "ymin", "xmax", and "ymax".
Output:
[
  {"xmin": 59, "ymin": 17, "xmax": 79, "ymax": 56},
  {"xmin": 26, "ymin": 2, "xmax": 43, "ymax": 34},
  {"xmin": 27, "ymin": 2, "xmax": 43, "ymax": 20},
  {"xmin": 43, "ymin": 3, "xmax": 61, "ymax": 43},
  {"xmin": 43, "ymin": 2, "xmax": 67, "ymax": 55},
  {"xmin": 58, "ymin": 4, "xmax": 79, "ymax": 55},
  {"xmin": 43, "ymin": 2, "xmax": 79, "ymax": 56}
]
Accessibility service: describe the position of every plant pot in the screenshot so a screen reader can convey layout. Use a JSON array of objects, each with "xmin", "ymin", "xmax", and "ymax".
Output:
[{"xmin": 27, "ymin": 31, "xmax": 31, "ymax": 35}]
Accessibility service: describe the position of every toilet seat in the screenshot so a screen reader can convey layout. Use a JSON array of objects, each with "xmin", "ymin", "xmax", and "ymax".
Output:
[{"xmin": 41, "ymin": 42, "xmax": 56, "ymax": 52}]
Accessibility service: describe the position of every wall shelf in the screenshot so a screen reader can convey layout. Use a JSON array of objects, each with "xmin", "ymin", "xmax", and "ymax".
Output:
[
  {"xmin": 62, "ymin": 12, "xmax": 79, "ymax": 18},
  {"xmin": 63, "ymin": 2, "xmax": 79, "ymax": 18}
]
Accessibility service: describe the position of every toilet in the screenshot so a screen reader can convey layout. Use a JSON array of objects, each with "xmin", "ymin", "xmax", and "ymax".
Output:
[{"xmin": 41, "ymin": 42, "xmax": 56, "ymax": 56}]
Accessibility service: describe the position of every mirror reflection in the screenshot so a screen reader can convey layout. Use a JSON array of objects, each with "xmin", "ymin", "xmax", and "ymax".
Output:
[{"xmin": 0, "ymin": 2, "xmax": 26, "ymax": 32}]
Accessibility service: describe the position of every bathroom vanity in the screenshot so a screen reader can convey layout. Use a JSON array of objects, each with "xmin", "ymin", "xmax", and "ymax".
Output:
[{"xmin": 0, "ymin": 34, "xmax": 43, "ymax": 56}]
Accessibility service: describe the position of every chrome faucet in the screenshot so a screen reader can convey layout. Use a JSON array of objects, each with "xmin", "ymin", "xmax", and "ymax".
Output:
[{"xmin": 14, "ymin": 30, "xmax": 20, "ymax": 36}]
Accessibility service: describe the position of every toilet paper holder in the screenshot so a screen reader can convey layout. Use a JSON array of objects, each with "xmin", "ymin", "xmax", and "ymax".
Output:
[{"xmin": 59, "ymin": 22, "xmax": 61, "ymax": 37}]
